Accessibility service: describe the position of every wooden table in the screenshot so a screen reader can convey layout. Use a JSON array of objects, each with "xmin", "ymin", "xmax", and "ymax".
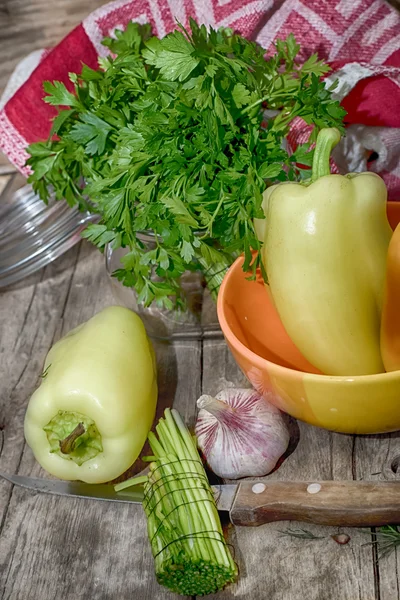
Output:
[
  {"xmin": 1, "ymin": 176, "xmax": 400, "ymax": 600},
  {"xmin": 1, "ymin": 2, "xmax": 400, "ymax": 598}
]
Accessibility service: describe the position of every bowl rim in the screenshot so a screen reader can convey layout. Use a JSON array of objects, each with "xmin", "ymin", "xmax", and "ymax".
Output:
[{"xmin": 217, "ymin": 254, "xmax": 400, "ymax": 384}]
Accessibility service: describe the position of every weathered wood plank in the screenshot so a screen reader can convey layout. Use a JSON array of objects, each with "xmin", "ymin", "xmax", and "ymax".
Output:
[
  {"xmin": 0, "ymin": 242, "xmax": 202, "ymax": 599},
  {"xmin": 355, "ymin": 433, "xmax": 400, "ymax": 600},
  {"xmin": 0, "ymin": 207, "xmax": 398, "ymax": 599},
  {"xmin": 0, "ymin": 1, "xmax": 399, "ymax": 597},
  {"xmin": 0, "ymin": 244, "xmax": 81, "ymax": 527},
  {"xmin": 201, "ymin": 339, "xmax": 377, "ymax": 600},
  {"xmin": 0, "ymin": 344, "xmax": 201, "ymax": 600}
]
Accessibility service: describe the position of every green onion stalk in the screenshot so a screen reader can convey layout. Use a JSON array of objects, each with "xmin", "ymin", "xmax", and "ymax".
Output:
[{"xmin": 115, "ymin": 408, "xmax": 237, "ymax": 596}]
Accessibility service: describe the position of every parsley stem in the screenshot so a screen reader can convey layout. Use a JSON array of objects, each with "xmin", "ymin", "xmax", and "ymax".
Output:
[
  {"xmin": 199, "ymin": 186, "xmax": 225, "ymax": 237},
  {"xmin": 198, "ymin": 257, "xmax": 230, "ymax": 298},
  {"xmin": 241, "ymin": 93, "xmax": 271, "ymax": 115}
]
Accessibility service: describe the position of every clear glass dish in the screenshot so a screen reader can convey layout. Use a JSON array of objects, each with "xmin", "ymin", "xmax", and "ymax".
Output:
[
  {"xmin": 105, "ymin": 239, "xmax": 222, "ymax": 341},
  {"xmin": 0, "ymin": 181, "xmax": 97, "ymax": 288}
]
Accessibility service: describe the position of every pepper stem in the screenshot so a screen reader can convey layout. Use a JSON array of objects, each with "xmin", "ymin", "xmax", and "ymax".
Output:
[
  {"xmin": 311, "ymin": 128, "xmax": 341, "ymax": 182},
  {"xmin": 59, "ymin": 423, "xmax": 85, "ymax": 454},
  {"xmin": 43, "ymin": 410, "xmax": 103, "ymax": 466}
]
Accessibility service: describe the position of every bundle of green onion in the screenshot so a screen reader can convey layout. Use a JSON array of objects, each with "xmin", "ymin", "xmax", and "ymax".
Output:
[{"xmin": 115, "ymin": 408, "xmax": 237, "ymax": 596}]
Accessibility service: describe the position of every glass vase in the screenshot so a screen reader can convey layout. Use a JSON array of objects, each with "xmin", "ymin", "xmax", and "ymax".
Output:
[{"xmin": 105, "ymin": 234, "xmax": 222, "ymax": 341}]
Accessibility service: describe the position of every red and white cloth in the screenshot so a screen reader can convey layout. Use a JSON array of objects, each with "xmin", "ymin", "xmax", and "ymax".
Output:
[{"xmin": 1, "ymin": 0, "xmax": 400, "ymax": 198}]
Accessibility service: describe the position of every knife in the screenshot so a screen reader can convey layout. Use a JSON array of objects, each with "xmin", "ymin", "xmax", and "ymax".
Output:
[{"xmin": 2, "ymin": 472, "xmax": 400, "ymax": 527}]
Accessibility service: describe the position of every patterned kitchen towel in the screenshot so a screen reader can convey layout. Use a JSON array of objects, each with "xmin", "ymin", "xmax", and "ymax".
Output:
[{"xmin": 0, "ymin": 0, "xmax": 399, "ymax": 197}]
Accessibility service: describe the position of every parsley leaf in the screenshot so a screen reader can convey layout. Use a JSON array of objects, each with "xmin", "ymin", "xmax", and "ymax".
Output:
[
  {"xmin": 143, "ymin": 31, "xmax": 200, "ymax": 81},
  {"xmin": 43, "ymin": 81, "xmax": 80, "ymax": 108},
  {"xmin": 68, "ymin": 113, "xmax": 113, "ymax": 155},
  {"xmin": 232, "ymin": 83, "xmax": 251, "ymax": 108}
]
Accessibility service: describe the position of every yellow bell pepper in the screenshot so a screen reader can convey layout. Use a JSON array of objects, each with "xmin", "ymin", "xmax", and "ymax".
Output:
[
  {"xmin": 255, "ymin": 128, "xmax": 392, "ymax": 376},
  {"xmin": 24, "ymin": 306, "xmax": 157, "ymax": 483}
]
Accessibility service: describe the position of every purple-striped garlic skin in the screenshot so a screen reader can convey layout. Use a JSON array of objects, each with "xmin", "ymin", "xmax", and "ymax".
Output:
[{"xmin": 195, "ymin": 389, "xmax": 290, "ymax": 479}]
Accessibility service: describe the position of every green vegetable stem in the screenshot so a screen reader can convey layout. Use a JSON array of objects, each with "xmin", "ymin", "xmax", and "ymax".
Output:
[
  {"xmin": 27, "ymin": 19, "xmax": 346, "ymax": 308},
  {"xmin": 115, "ymin": 408, "xmax": 237, "ymax": 596}
]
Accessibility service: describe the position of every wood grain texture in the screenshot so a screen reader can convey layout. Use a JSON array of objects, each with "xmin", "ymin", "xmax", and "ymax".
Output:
[
  {"xmin": 354, "ymin": 433, "xmax": 400, "ymax": 600},
  {"xmin": 230, "ymin": 480, "xmax": 400, "ymax": 527},
  {"xmin": 0, "ymin": 230, "xmax": 200, "ymax": 599},
  {"xmin": 0, "ymin": 0, "xmax": 400, "ymax": 596},
  {"xmin": 201, "ymin": 339, "xmax": 377, "ymax": 600},
  {"xmin": 0, "ymin": 166, "xmax": 400, "ymax": 600},
  {"xmin": 0, "ymin": 241, "xmax": 81, "ymax": 527}
]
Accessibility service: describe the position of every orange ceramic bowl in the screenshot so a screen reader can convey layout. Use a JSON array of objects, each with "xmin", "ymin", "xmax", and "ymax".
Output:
[{"xmin": 217, "ymin": 202, "xmax": 400, "ymax": 434}]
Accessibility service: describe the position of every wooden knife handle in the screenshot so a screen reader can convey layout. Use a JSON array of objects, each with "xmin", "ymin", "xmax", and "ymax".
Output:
[{"xmin": 230, "ymin": 481, "xmax": 400, "ymax": 527}]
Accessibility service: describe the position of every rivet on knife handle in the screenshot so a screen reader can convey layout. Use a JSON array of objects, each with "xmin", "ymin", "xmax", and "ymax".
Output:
[{"xmin": 229, "ymin": 481, "xmax": 400, "ymax": 527}]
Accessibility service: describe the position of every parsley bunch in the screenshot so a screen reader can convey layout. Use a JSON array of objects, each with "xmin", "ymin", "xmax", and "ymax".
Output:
[{"xmin": 27, "ymin": 19, "xmax": 345, "ymax": 308}]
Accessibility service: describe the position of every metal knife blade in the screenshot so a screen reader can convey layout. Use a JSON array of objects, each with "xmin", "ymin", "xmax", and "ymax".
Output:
[
  {"xmin": 4, "ymin": 473, "xmax": 400, "ymax": 528},
  {"xmin": 0, "ymin": 472, "xmax": 238, "ymax": 512}
]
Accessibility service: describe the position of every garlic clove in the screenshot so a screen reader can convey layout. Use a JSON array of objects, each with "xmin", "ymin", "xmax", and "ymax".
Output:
[{"xmin": 195, "ymin": 389, "xmax": 290, "ymax": 479}]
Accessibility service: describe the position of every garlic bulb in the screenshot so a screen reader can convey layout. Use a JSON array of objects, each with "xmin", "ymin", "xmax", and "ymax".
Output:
[{"xmin": 195, "ymin": 389, "xmax": 290, "ymax": 479}]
